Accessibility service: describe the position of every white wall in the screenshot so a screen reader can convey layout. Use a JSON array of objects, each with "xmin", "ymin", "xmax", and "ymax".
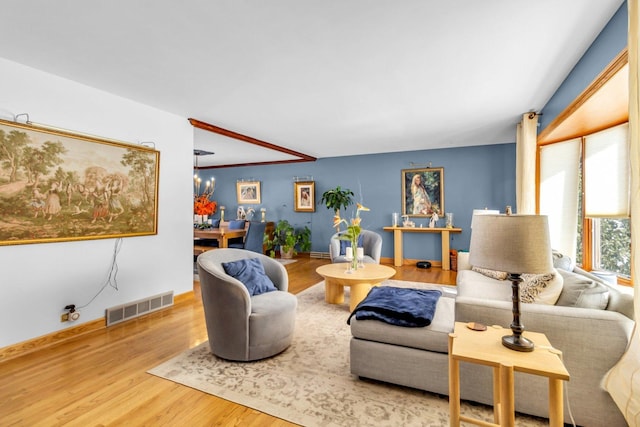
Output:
[{"xmin": 0, "ymin": 58, "xmax": 194, "ymax": 348}]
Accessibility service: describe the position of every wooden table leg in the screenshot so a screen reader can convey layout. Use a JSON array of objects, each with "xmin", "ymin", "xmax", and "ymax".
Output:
[
  {"xmin": 448, "ymin": 333, "xmax": 460, "ymax": 426},
  {"xmin": 492, "ymin": 366, "xmax": 501, "ymax": 424},
  {"xmin": 324, "ymin": 279, "xmax": 344, "ymax": 304},
  {"xmin": 548, "ymin": 378, "xmax": 564, "ymax": 427},
  {"xmin": 349, "ymin": 282, "xmax": 372, "ymax": 312},
  {"xmin": 393, "ymin": 229, "xmax": 403, "ymax": 267},
  {"xmin": 441, "ymin": 230, "xmax": 451, "ymax": 270},
  {"xmin": 499, "ymin": 363, "xmax": 515, "ymax": 427}
]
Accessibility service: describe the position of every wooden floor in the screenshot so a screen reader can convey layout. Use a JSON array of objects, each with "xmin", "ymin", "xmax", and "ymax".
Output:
[{"xmin": 0, "ymin": 256, "xmax": 456, "ymax": 427}]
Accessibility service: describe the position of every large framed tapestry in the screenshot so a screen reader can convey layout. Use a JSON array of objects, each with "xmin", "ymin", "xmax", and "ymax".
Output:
[
  {"xmin": 0, "ymin": 119, "xmax": 160, "ymax": 245},
  {"xmin": 401, "ymin": 167, "xmax": 444, "ymax": 217}
]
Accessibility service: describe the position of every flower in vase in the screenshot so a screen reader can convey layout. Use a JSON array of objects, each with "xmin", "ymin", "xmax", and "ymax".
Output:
[
  {"xmin": 333, "ymin": 203, "xmax": 370, "ymax": 268},
  {"xmin": 194, "ymin": 194, "xmax": 217, "ymax": 216}
]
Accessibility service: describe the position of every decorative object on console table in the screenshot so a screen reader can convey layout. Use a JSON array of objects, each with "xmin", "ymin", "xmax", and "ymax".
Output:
[
  {"xmin": 469, "ymin": 213, "xmax": 553, "ymax": 352},
  {"xmin": 445, "ymin": 212, "xmax": 454, "ymax": 228}
]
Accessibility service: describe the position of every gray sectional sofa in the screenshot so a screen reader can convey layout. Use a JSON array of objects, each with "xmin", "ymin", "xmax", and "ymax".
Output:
[{"xmin": 349, "ymin": 252, "xmax": 634, "ymax": 426}]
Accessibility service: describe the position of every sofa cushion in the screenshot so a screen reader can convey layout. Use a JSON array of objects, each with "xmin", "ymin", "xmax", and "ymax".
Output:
[
  {"xmin": 556, "ymin": 269, "xmax": 609, "ymax": 310},
  {"xmin": 457, "ymin": 270, "xmax": 512, "ymax": 301},
  {"xmin": 350, "ymin": 287, "xmax": 455, "ymax": 354},
  {"xmin": 222, "ymin": 257, "xmax": 277, "ymax": 296}
]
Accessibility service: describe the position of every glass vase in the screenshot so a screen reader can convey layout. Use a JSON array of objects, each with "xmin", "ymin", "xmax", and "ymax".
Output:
[{"xmin": 351, "ymin": 253, "xmax": 359, "ymax": 271}]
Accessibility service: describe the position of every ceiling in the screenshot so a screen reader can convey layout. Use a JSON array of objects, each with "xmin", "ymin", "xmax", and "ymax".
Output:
[{"xmin": 0, "ymin": 1, "xmax": 625, "ymax": 168}]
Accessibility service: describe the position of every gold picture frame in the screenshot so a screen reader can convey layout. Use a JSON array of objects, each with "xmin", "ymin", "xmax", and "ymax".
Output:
[
  {"xmin": 236, "ymin": 181, "xmax": 261, "ymax": 204},
  {"xmin": 0, "ymin": 119, "xmax": 159, "ymax": 245},
  {"xmin": 294, "ymin": 181, "xmax": 315, "ymax": 212},
  {"xmin": 401, "ymin": 167, "xmax": 444, "ymax": 217}
]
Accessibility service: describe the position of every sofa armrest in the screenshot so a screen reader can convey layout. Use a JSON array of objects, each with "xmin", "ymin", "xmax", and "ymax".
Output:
[{"xmin": 457, "ymin": 251, "xmax": 471, "ymax": 271}]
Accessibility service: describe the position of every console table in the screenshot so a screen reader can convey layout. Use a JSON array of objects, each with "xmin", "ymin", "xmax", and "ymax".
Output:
[{"xmin": 382, "ymin": 226, "xmax": 462, "ymax": 270}]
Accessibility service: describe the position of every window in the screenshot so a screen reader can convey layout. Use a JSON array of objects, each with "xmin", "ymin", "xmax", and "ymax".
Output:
[{"xmin": 539, "ymin": 123, "xmax": 631, "ymax": 282}]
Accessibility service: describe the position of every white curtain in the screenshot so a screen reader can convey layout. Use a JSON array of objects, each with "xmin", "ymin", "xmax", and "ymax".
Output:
[
  {"xmin": 603, "ymin": 1, "xmax": 640, "ymax": 425},
  {"xmin": 515, "ymin": 113, "xmax": 538, "ymax": 214}
]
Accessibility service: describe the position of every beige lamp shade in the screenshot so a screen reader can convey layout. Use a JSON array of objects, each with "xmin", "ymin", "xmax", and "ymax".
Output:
[{"xmin": 469, "ymin": 214, "xmax": 553, "ymax": 274}]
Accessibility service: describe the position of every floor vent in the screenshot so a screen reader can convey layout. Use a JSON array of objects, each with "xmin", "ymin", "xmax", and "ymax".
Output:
[
  {"xmin": 106, "ymin": 291, "xmax": 174, "ymax": 327},
  {"xmin": 310, "ymin": 251, "xmax": 331, "ymax": 259}
]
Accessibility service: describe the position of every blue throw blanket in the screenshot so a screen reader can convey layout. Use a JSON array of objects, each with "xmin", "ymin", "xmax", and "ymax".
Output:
[{"xmin": 347, "ymin": 286, "xmax": 442, "ymax": 327}]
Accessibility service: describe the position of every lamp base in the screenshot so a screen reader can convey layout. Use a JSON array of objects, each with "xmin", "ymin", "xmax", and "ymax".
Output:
[{"xmin": 502, "ymin": 334, "xmax": 534, "ymax": 352}]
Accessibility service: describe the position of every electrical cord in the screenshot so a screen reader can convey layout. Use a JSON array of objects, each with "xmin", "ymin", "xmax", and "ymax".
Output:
[
  {"xmin": 77, "ymin": 238, "xmax": 123, "ymax": 309},
  {"xmin": 536, "ymin": 344, "xmax": 576, "ymax": 427}
]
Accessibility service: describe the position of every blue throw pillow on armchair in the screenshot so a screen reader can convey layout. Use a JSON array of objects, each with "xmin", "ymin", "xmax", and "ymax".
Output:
[
  {"xmin": 222, "ymin": 258, "xmax": 277, "ymax": 296},
  {"xmin": 339, "ymin": 235, "xmax": 364, "ymax": 255}
]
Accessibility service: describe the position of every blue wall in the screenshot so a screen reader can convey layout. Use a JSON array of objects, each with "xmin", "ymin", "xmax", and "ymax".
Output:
[
  {"xmin": 540, "ymin": 2, "xmax": 628, "ymax": 131},
  {"xmin": 198, "ymin": 143, "xmax": 516, "ymax": 263},
  {"xmin": 196, "ymin": 3, "xmax": 628, "ymax": 264}
]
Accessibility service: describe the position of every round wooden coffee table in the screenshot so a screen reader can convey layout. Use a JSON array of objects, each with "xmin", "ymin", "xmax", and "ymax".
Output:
[{"xmin": 316, "ymin": 263, "xmax": 396, "ymax": 311}]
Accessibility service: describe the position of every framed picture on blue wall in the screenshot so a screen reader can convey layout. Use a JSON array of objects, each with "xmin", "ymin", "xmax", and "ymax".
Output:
[
  {"xmin": 294, "ymin": 181, "xmax": 315, "ymax": 212},
  {"xmin": 401, "ymin": 167, "xmax": 444, "ymax": 218},
  {"xmin": 237, "ymin": 181, "xmax": 261, "ymax": 204}
]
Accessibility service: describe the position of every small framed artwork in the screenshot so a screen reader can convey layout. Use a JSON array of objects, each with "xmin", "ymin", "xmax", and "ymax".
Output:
[
  {"xmin": 237, "ymin": 181, "xmax": 261, "ymax": 204},
  {"xmin": 401, "ymin": 167, "xmax": 444, "ymax": 217},
  {"xmin": 294, "ymin": 181, "xmax": 315, "ymax": 212}
]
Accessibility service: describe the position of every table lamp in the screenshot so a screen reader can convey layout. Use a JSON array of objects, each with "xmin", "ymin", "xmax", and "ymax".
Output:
[{"xmin": 469, "ymin": 213, "xmax": 552, "ymax": 352}]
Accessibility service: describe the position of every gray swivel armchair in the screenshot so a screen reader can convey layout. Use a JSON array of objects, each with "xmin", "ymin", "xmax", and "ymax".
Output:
[
  {"xmin": 329, "ymin": 229, "xmax": 383, "ymax": 264},
  {"xmin": 197, "ymin": 248, "xmax": 297, "ymax": 361}
]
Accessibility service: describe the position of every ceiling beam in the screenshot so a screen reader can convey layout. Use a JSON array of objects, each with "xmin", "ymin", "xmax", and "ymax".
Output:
[{"xmin": 188, "ymin": 118, "xmax": 316, "ymax": 168}]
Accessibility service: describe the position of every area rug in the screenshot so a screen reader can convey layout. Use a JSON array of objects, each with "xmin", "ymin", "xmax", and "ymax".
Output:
[{"xmin": 149, "ymin": 280, "xmax": 547, "ymax": 427}]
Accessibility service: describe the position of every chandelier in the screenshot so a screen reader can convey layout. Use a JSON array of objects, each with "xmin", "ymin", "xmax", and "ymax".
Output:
[{"xmin": 194, "ymin": 149, "xmax": 215, "ymax": 198}]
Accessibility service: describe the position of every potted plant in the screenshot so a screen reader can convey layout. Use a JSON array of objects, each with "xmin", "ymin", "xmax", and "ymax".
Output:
[
  {"xmin": 320, "ymin": 186, "xmax": 354, "ymax": 231},
  {"xmin": 264, "ymin": 219, "xmax": 311, "ymax": 259}
]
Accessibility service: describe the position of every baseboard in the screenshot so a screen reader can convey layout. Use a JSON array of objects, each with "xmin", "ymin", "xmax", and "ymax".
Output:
[{"xmin": 0, "ymin": 289, "xmax": 194, "ymax": 363}]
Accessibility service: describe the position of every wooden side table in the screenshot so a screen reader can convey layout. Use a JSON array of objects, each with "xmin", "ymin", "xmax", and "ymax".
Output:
[{"xmin": 448, "ymin": 322, "xmax": 569, "ymax": 427}]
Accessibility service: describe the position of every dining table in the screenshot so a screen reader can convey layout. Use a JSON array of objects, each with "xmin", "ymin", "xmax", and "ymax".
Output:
[{"xmin": 194, "ymin": 226, "xmax": 247, "ymax": 250}]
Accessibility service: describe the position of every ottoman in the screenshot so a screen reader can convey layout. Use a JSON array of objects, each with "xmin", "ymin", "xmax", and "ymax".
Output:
[{"xmin": 349, "ymin": 284, "xmax": 456, "ymax": 395}]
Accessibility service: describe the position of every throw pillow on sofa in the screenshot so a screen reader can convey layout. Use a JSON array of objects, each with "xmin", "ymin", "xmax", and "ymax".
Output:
[
  {"xmin": 471, "ymin": 266, "xmax": 508, "ymax": 280},
  {"xmin": 556, "ymin": 269, "xmax": 610, "ymax": 310},
  {"xmin": 519, "ymin": 269, "xmax": 563, "ymax": 305},
  {"xmin": 471, "ymin": 266, "xmax": 563, "ymax": 305}
]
